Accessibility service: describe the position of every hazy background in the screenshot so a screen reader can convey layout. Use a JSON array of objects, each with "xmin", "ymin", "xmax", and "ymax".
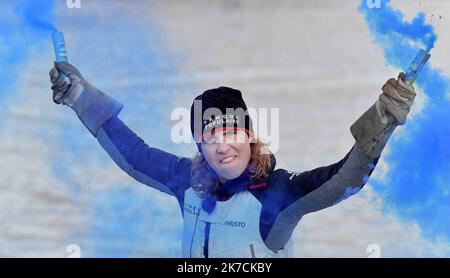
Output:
[{"xmin": 1, "ymin": 0, "xmax": 449, "ymax": 257}]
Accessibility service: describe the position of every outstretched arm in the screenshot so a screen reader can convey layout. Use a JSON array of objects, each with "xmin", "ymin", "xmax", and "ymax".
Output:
[
  {"xmin": 49, "ymin": 62, "xmax": 192, "ymax": 200},
  {"xmin": 96, "ymin": 116, "xmax": 192, "ymax": 198},
  {"xmin": 261, "ymin": 74, "xmax": 416, "ymax": 252}
]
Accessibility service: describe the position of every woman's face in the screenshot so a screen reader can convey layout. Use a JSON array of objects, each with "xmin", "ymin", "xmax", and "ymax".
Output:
[{"xmin": 201, "ymin": 129, "xmax": 252, "ymax": 183}]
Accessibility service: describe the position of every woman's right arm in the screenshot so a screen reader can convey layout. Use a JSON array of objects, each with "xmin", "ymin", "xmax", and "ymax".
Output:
[
  {"xmin": 97, "ymin": 116, "xmax": 192, "ymax": 197},
  {"xmin": 49, "ymin": 62, "xmax": 192, "ymax": 198}
]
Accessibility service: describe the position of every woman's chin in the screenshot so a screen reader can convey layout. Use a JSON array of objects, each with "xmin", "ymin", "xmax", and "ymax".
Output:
[{"xmin": 219, "ymin": 169, "xmax": 245, "ymax": 181}]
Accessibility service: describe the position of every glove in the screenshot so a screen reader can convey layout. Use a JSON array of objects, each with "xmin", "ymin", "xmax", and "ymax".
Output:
[
  {"xmin": 49, "ymin": 62, "xmax": 123, "ymax": 136},
  {"xmin": 379, "ymin": 72, "xmax": 416, "ymax": 125},
  {"xmin": 350, "ymin": 73, "xmax": 416, "ymax": 158},
  {"xmin": 49, "ymin": 62, "xmax": 84, "ymax": 106}
]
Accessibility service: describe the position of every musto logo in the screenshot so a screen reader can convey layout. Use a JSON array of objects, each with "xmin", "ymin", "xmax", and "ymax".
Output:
[{"xmin": 224, "ymin": 220, "xmax": 246, "ymax": 228}]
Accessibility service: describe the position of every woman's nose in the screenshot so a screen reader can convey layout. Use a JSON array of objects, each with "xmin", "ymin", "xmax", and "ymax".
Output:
[{"xmin": 216, "ymin": 142, "xmax": 231, "ymax": 154}]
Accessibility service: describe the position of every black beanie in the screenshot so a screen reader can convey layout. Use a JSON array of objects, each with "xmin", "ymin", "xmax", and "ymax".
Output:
[{"xmin": 190, "ymin": 86, "xmax": 254, "ymax": 147}]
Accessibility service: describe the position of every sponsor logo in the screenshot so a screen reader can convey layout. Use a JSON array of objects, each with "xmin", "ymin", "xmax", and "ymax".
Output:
[
  {"xmin": 224, "ymin": 220, "xmax": 246, "ymax": 228},
  {"xmin": 184, "ymin": 203, "xmax": 200, "ymax": 216}
]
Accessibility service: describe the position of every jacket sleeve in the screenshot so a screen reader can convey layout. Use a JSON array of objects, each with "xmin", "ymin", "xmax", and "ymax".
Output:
[
  {"xmin": 70, "ymin": 88, "xmax": 192, "ymax": 199},
  {"xmin": 262, "ymin": 96, "xmax": 401, "ymax": 252},
  {"xmin": 262, "ymin": 142, "xmax": 379, "ymax": 252},
  {"xmin": 95, "ymin": 116, "xmax": 192, "ymax": 199},
  {"xmin": 281, "ymin": 142, "xmax": 378, "ymax": 217}
]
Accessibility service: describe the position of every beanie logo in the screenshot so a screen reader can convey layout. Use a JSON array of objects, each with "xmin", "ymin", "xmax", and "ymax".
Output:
[
  {"xmin": 170, "ymin": 99, "xmax": 280, "ymax": 154},
  {"xmin": 203, "ymin": 114, "xmax": 240, "ymax": 130}
]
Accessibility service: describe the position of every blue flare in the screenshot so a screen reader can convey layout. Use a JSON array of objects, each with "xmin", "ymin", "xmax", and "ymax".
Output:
[
  {"xmin": 404, "ymin": 49, "xmax": 430, "ymax": 84},
  {"xmin": 359, "ymin": 0, "xmax": 450, "ymax": 246},
  {"xmin": 52, "ymin": 31, "xmax": 68, "ymax": 62},
  {"xmin": 51, "ymin": 31, "xmax": 71, "ymax": 85}
]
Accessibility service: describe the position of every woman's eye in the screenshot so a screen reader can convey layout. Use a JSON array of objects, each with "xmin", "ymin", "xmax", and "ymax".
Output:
[{"xmin": 204, "ymin": 136, "xmax": 215, "ymax": 144}]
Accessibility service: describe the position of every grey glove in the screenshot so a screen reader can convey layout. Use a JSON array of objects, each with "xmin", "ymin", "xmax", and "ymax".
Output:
[
  {"xmin": 49, "ymin": 62, "xmax": 123, "ymax": 136},
  {"xmin": 49, "ymin": 62, "xmax": 84, "ymax": 106},
  {"xmin": 350, "ymin": 73, "xmax": 416, "ymax": 158},
  {"xmin": 379, "ymin": 72, "xmax": 416, "ymax": 125}
]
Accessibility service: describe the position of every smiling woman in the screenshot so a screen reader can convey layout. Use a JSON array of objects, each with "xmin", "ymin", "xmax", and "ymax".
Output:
[
  {"xmin": 49, "ymin": 60, "xmax": 416, "ymax": 258},
  {"xmin": 200, "ymin": 129, "xmax": 253, "ymax": 180}
]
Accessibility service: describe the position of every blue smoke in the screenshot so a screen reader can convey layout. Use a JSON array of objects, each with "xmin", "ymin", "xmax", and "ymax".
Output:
[
  {"xmin": 1, "ymin": 0, "xmax": 187, "ymax": 257},
  {"xmin": 42, "ymin": 2, "xmax": 187, "ymax": 257},
  {"xmin": 0, "ymin": 0, "xmax": 56, "ymax": 115},
  {"xmin": 85, "ymin": 186, "xmax": 181, "ymax": 257},
  {"xmin": 359, "ymin": 0, "xmax": 450, "ymax": 245},
  {"xmin": 14, "ymin": 0, "xmax": 57, "ymax": 33}
]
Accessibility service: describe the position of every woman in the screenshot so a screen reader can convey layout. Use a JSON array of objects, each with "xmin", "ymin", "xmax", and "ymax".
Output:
[{"xmin": 49, "ymin": 62, "xmax": 415, "ymax": 258}]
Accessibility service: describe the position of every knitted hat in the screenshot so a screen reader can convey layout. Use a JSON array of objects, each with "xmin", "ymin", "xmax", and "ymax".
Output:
[{"xmin": 190, "ymin": 86, "xmax": 254, "ymax": 147}]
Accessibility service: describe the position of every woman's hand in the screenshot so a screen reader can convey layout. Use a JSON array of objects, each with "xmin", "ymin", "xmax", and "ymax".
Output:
[
  {"xmin": 48, "ymin": 61, "xmax": 123, "ymax": 136},
  {"xmin": 350, "ymin": 73, "xmax": 416, "ymax": 158},
  {"xmin": 49, "ymin": 62, "xmax": 86, "ymax": 106},
  {"xmin": 379, "ymin": 73, "xmax": 416, "ymax": 125}
]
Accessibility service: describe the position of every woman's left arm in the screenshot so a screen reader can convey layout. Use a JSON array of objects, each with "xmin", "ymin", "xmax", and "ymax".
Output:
[
  {"xmin": 261, "ymin": 75, "xmax": 415, "ymax": 252},
  {"xmin": 287, "ymin": 73, "xmax": 416, "ymax": 215}
]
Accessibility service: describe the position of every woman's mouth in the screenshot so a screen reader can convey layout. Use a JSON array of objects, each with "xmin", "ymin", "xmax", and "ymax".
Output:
[{"xmin": 220, "ymin": 155, "xmax": 237, "ymax": 164}]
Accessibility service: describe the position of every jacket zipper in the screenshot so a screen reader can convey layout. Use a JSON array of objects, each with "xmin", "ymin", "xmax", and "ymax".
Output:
[
  {"xmin": 189, "ymin": 213, "xmax": 200, "ymax": 258},
  {"xmin": 203, "ymin": 222, "xmax": 211, "ymax": 258}
]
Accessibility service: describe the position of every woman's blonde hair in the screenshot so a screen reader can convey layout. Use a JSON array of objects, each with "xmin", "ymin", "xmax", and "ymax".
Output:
[{"xmin": 190, "ymin": 138, "xmax": 272, "ymax": 198}]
